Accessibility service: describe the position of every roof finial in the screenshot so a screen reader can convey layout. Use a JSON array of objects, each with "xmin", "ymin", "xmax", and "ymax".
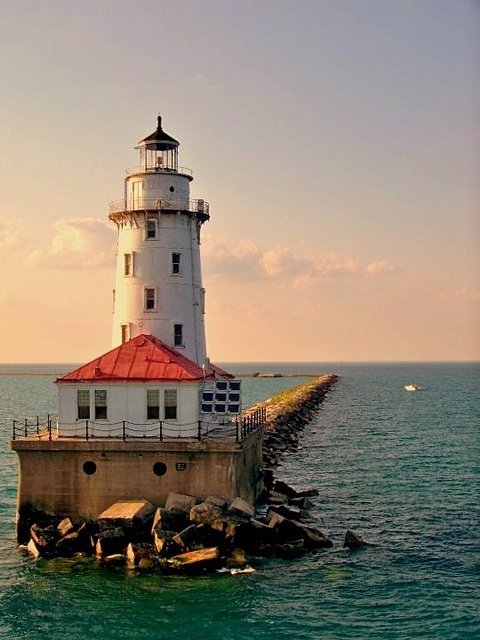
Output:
[{"xmin": 157, "ymin": 115, "xmax": 162, "ymax": 130}]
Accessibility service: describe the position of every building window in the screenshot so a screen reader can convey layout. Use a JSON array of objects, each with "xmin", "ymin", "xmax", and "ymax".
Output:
[
  {"xmin": 77, "ymin": 390, "xmax": 90, "ymax": 419},
  {"xmin": 164, "ymin": 389, "xmax": 177, "ymax": 420},
  {"xmin": 145, "ymin": 288, "xmax": 156, "ymax": 310},
  {"xmin": 124, "ymin": 253, "xmax": 133, "ymax": 276},
  {"xmin": 95, "ymin": 390, "xmax": 107, "ymax": 420},
  {"xmin": 145, "ymin": 219, "xmax": 156, "ymax": 240},
  {"xmin": 121, "ymin": 324, "xmax": 128, "ymax": 344},
  {"xmin": 174, "ymin": 323, "xmax": 183, "ymax": 347},
  {"xmin": 147, "ymin": 389, "xmax": 160, "ymax": 419},
  {"xmin": 200, "ymin": 288, "xmax": 205, "ymax": 315},
  {"xmin": 172, "ymin": 252, "xmax": 181, "ymax": 274}
]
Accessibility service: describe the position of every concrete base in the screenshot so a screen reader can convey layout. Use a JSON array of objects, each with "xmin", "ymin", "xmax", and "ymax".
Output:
[{"xmin": 11, "ymin": 433, "xmax": 263, "ymax": 526}]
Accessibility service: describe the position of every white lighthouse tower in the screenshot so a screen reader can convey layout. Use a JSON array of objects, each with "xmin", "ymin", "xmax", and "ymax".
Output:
[{"xmin": 110, "ymin": 116, "xmax": 208, "ymax": 365}]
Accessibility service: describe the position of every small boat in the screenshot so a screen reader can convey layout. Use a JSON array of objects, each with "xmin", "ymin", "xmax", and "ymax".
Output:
[{"xmin": 404, "ymin": 384, "xmax": 420, "ymax": 392}]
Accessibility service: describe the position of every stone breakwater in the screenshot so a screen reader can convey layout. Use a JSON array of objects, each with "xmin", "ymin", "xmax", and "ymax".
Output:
[
  {"xmin": 20, "ymin": 373, "xmax": 365, "ymax": 571},
  {"xmin": 248, "ymin": 373, "xmax": 339, "ymax": 469}
]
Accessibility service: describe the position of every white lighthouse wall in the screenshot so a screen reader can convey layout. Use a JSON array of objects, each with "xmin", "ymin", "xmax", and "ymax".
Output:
[
  {"xmin": 111, "ymin": 213, "xmax": 207, "ymax": 364},
  {"xmin": 127, "ymin": 172, "xmax": 190, "ymax": 210},
  {"xmin": 57, "ymin": 382, "xmax": 201, "ymax": 438}
]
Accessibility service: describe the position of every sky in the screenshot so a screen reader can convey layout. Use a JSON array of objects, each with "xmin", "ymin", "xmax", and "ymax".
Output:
[{"xmin": 0, "ymin": 0, "xmax": 478, "ymax": 363}]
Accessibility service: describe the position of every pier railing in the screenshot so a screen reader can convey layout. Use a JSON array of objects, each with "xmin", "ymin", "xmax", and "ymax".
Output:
[{"xmin": 12, "ymin": 407, "xmax": 266, "ymax": 443}]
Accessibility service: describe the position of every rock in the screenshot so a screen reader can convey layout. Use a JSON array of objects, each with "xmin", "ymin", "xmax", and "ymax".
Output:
[
  {"xmin": 277, "ymin": 519, "xmax": 333, "ymax": 548},
  {"xmin": 272, "ymin": 481, "xmax": 318, "ymax": 499},
  {"xmin": 205, "ymin": 496, "xmax": 228, "ymax": 510},
  {"xmin": 95, "ymin": 527, "xmax": 128, "ymax": 557},
  {"xmin": 97, "ymin": 500, "xmax": 155, "ymax": 536},
  {"xmin": 173, "ymin": 524, "xmax": 202, "ymax": 549},
  {"xmin": 165, "ymin": 492, "xmax": 197, "ymax": 513},
  {"xmin": 101, "ymin": 553, "xmax": 125, "ymax": 566},
  {"xmin": 275, "ymin": 539, "xmax": 306, "ymax": 559},
  {"xmin": 151, "ymin": 507, "xmax": 189, "ymax": 533},
  {"xmin": 228, "ymin": 497, "xmax": 254, "ymax": 519},
  {"xmin": 30, "ymin": 523, "xmax": 59, "ymax": 549},
  {"xmin": 168, "ymin": 546, "xmax": 219, "ymax": 569},
  {"xmin": 57, "ymin": 517, "xmax": 74, "ymax": 538},
  {"xmin": 126, "ymin": 542, "xmax": 156, "ymax": 568},
  {"xmin": 262, "ymin": 468, "xmax": 275, "ymax": 490},
  {"xmin": 344, "ymin": 530, "xmax": 368, "ymax": 550},
  {"xmin": 268, "ymin": 504, "xmax": 303, "ymax": 521},
  {"xmin": 226, "ymin": 547, "xmax": 247, "ymax": 569},
  {"xmin": 152, "ymin": 529, "xmax": 181, "ymax": 557},
  {"xmin": 266, "ymin": 491, "xmax": 289, "ymax": 505},
  {"xmin": 190, "ymin": 502, "xmax": 224, "ymax": 531},
  {"xmin": 288, "ymin": 496, "xmax": 312, "ymax": 509},
  {"xmin": 26, "ymin": 538, "xmax": 41, "ymax": 558},
  {"xmin": 55, "ymin": 531, "xmax": 82, "ymax": 556}
]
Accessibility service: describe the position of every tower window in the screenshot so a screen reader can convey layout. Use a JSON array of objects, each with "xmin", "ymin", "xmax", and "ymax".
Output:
[
  {"xmin": 121, "ymin": 324, "xmax": 128, "ymax": 344},
  {"xmin": 124, "ymin": 253, "xmax": 134, "ymax": 276},
  {"xmin": 174, "ymin": 323, "xmax": 183, "ymax": 347},
  {"xmin": 94, "ymin": 390, "xmax": 107, "ymax": 420},
  {"xmin": 172, "ymin": 252, "xmax": 181, "ymax": 274},
  {"xmin": 145, "ymin": 219, "xmax": 156, "ymax": 239},
  {"xmin": 77, "ymin": 390, "xmax": 90, "ymax": 419},
  {"xmin": 147, "ymin": 389, "xmax": 160, "ymax": 419},
  {"xmin": 145, "ymin": 288, "xmax": 156, "ymax": 310},
  {"xmin": 201, "ymin": 288, "xmax": 206, "ymax": 314},
  {"xmin": 164, "ymin": 389, "xmax": 177, "ymax": 420}
]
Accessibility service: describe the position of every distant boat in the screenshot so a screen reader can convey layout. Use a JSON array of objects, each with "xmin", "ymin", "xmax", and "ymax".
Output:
[{"xmin": 404, "ymin": 384, "xmax": 420, "ymax": 392}]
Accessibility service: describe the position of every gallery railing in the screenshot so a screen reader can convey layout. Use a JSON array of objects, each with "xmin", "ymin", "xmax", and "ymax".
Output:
[{"xmin": 11, "ymin": 407, "xmax": 266, "ymax": 443}]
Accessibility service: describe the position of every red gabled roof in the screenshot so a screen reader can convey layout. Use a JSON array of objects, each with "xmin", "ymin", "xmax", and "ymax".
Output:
[{"xmin": 57, "ymin": 334, "xmax": 232, "ymax": 383}]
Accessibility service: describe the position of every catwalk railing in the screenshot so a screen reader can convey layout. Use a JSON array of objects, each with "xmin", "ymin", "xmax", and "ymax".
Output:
[{"xmin": 12, "ymin": 407, "xmax": 266, "ymax": 443}]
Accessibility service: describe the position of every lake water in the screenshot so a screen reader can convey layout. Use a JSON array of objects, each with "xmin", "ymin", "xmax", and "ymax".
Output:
[{"xmin": 0, "ymin": 362, "xmax": 478, "ymax": 639}]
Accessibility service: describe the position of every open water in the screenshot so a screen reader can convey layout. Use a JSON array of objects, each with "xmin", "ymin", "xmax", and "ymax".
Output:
[{"xmin": 0, "ymin": 362, "xmax": 478, "ymax": 639}]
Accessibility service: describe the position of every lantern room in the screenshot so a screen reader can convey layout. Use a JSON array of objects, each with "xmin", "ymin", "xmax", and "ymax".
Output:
[{"xmin": 136, "ymin": 115, "xmax": 180, "ymax": 173}]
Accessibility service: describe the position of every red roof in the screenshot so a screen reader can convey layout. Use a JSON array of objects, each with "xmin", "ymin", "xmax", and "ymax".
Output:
[{"xmin": 58, "ymin": 334, "xmax": 233, "ymax": 383}]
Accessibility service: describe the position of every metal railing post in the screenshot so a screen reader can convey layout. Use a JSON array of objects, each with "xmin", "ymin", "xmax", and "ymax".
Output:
[
  {"xmin": 159, "ymin": 421, "xmax": 163, "ymax": 442},
  {"xmin": 36, "ymin": 416, "xmax": 39, "ymax": 435},
  {"xmin": 85, "ymin": 420, "xmax": 89, "ymax": 441},
  {"xmin": 12, "ymin": 420, "xmax": 16, "ymax": 440},
  {"xmin": 197, "ymin": 421, "xmax": 202, "ymax": 441},
  {"xmin": 122, "ymin": 420, "xmax": 126, "ymax": 442},
  {"xmin": 24, "ymin": 418, "xmax": 28, "ymax": 437},
  {"xmin": 235, "ymin": 418, "xmax": 239, "ymax": 442},
  {"xmin": 48, "ymin": 415, "xmax": 52, "ymax": 441}
]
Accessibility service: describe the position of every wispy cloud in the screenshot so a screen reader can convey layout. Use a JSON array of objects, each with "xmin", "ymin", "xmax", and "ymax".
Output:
[
  {"xmin": 203, "ymin": 235, "xmax": 390, "ymax": 288},
  {"xmin": 26, "ymin": 218, "xmax": 115, "ymax": 269},
  {"xmin": 365, "ymin": 260, "xmax": 395, "ymax": 276},
  {"xmin": 437, "ymin": 288, "xmax": 480, "ymax": 303},
  {"xmin": 0, "ymin": 220, "xmax": 21, "ymax": 247}
]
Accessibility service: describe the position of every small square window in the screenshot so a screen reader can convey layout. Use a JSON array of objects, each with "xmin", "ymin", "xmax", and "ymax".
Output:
[
  {"xmin": 172, "ymin": 252, "xmax": 181, "ymax": 274},
  {"xmin": 124, "ymin": 253, "xmax": 133, "ymax": 276},
  {"xmin": 77, "ymin": 390, "xmax": 90, "ymax": 419},
  {"xmin": 121, "ymin": 324, "xmax": 128, "ymax": 344},
  {"xmin": 145, "ymin": 288, "xmax": 156, "ymax": 310},
  {"xmin": 164, "ymin": 389, "xmax": 177, "ymax": 420},
  {"xmin": 95, "ymin": 390, "xmax": 107, "ymax": 420},
  {"xmin": 146, "ymin": 219, "xmax": 156, "ymax": 239},
  {"xmin": 147, "ymin": 389, "xmax": 160, "ymax": 419},
  {"xmin": 174, "ymin": 323, "xmax": 183, "ymax": 347}
]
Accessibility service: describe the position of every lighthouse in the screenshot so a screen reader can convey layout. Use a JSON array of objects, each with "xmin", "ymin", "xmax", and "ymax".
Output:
[
  {"xmin": 11, "ymin": 116, "xmax": 264, "ymax": 531},
  {"xmin": 110, "ymin": 116, "xmax": 208, "ymax": 365}
]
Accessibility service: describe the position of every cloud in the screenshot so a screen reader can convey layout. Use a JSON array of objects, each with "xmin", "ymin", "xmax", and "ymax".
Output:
[
  {"xmin": 437, "ymin": 288, "xmax": 480, "ymax": 303},
  {"xmin": 26, "ymin": 217, "xmax": 115, "ymax": 269},
  {"xmin": 202, "ymin": 236, "xmax": 379, "ymax": 289},
  {"xmin": 0, "ymin": 220, "xmax": 21, "ymax": 247},
  {"xmin": 365, "ymin": 260, "xmax": 394, "ymax": 276}
]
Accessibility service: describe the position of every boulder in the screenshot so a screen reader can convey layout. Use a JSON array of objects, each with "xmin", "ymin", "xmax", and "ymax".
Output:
[
  {"xmin": 151, "ymin": 507, "xmax": 188, "ymax": 533},
  {"xmin": 344, "ymin": 530, "xmax": 368, "ymax": 550},
  {"xmin": 168, "ymin": 546, "xmax": 219, "ymax": 569},
  {"xmin": 97, "ymin": 500, "xmax": 155, "ymax": 536},
  {"xmin": 173, "ymin": 524, "xmax": 202, "ymax": 549},
  {"xmin": 205, "ymin": 496, "xmax": 228, "ymax": 510},
  {"xmin": 226, "ymin": 547, "xmax": 247, "ymax": 569},
  {"xmin": 57, "ymin": 517, "xmax": 74, "ymax": 538},
  {"xmin": 228, "ymin": 497, "xmax": 254, "ymax": 519},
  {"xmin": 95, "ymin": 527, "xmax": 128, "ymax": 557},
  {"xmin": 165, "ymin": 492, "xmax": 197, "ymax": 513},
  {"xmin": 126, "ymin": 542, "xmax": 156, "ymax": 568},
  {"xmin": 190, "ymin": 502, "xmax": 224, "ymax": 531}
]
